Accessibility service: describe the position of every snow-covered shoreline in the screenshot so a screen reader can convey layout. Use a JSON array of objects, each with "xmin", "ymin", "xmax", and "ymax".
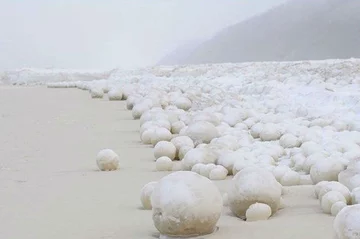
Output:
[
  {"xmin": 2, "ymin": 58, "xmax": 360, "ymax": 85},
  {"xmin": 0, "ymin": 68, "xmax": 116, "ymax": 85},
  {"xmin": 2, "ymin": 58, "xmax": 360, "ymax": 238}
]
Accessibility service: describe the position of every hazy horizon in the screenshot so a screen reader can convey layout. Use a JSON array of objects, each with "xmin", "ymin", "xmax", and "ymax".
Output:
[{"xmin": 0, "ymin": 0, "xmax": 288, "ymax": 70}]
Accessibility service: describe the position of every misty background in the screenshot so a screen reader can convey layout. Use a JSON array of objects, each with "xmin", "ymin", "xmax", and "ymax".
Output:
[
  {"xmin": 174, "ymin": 0, "xmax": 360, "ymax": 65},
  {"xmin": 0, "ymin": 0, "xmax": 288, "ymax": 70}
]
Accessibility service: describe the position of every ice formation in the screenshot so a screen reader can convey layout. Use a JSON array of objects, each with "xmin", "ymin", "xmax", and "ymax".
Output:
[{"xmin": 151, "ymin": 171, "xmax": 223, "ymax": 237}]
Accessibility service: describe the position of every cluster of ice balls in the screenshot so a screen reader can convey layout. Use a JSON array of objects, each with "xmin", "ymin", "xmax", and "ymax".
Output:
[
  {"xmin": 47, "ymin": 60, "xmax": 360, "ymax": 238},
  {"xmin": 313, "ymin": 180, "xmax": 360, "ymax": 238},
  {"xmin": 139, "ymin": 170, "xmax": 280, "ymax": 238},
  {"xmin": 118, "ymin": 79, "xmax": 360, "ymax": 237}
]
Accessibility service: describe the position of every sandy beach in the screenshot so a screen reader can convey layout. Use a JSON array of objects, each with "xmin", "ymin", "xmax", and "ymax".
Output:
[{"xmin": 0, "ymin": 86, "xmax": 335, "ymax": 239}]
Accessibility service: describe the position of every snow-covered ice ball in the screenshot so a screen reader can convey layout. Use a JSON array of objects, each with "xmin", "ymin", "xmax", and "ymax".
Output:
[
  {"xmin": 90, "ymin": 87, "xmax": 104, "ymax": 99},
  {"xmin": 291, "ymin": 153, "xmax": 306, "ymax": 172},
  {"xmin": 272, "ymin": 165, "xmax": 291, "ymax": 182},
  {"xmin": 151, "ymin": 128, "xmax": 172, "ymax": 146},
  {"xmin": 170, "ymin": 136, "xmax": 194, "ymax": 158},
  {"xmin": 334, "ymin": 204, "xmax": 360, "ymax": 239},
  {"xmin": 174, "ymin": 97, "xmax": 192, "ymax": 111},
  {"xmin": 140, "ymin": 181, "xmax": 157, "ymax": 210},
  {"xmin": 178, "ymin": 145, "xmax": 193, "ymax": 160},
  {"xmin": 347, "ymin": 160, "xmax": 360, "ymax": 171},
  {"xmin": 200, "ymin": 163, "xmax": 217, "ymax": 178},
  {"xmin": 154, "ymin": 141, "xmax": 176, "ymax": 160},
  {"xmin": 96, "ymin": 149, "xmax": 119, "ymax": 171},
  {"xmin": 245, "ymin": 203, "xmax": 272, "ymax": 222},
  {"xmin": 303, "ymin": 152, "xmax": 328, "ymax": 173},
  {"xmin": 191, "ymin": 163, "xmax": 204, "ymax": 174},
  {"xmin": 171, "ymin": 121, "xmax": 186, "ymax": 134},
  {"xmin": 126, "ymin": 95, "xmax": 142, "ymax": 110},
  {"xmin": 339, "ymin": 167, "xmax": 360, "ymax": 191},
  {"xmin": 151, "ymin": 171, "xmax": 223, "ymax": 237},
  {"xmin": 352, "ymin": 187, "xmax": 360, "ymax": 205},
  {"xmin": 310, "ymin": 118, "xmax": 332, "ymax": 127},
  {"xmin": 140, "ymin": 120, "xmax": 171, "ymax": 135},
  {"xmin": 260, "ymin": 123, "xmax": 282, "ymax": 141},
  {"xmin": 179, "ymin": 125, "xmax": 188, "ymax": 136},
  {"xmin": 279, "ymin": 134, "xmax": 301, "ymax": 148},
  {"xmin": 165, "ymin": 111, "xmax": 181, "ymax": 124},
  {"xmin": 310, "ymin": 158, "xmax": 345, "ymax": 184},
  {"xmin": 318, "ymin": 182, "xmax": 351, "ymax": 204},
  {"xmin": 155, "ymin": 156, "xmax": 173, "ymax": 171},
  {"xmin": 210, "ymin": 135, "xmax": 241, "ymax": 151},
  {"xmin": 228, "ymin": 167, "xmax": 282, "ymax": 218},
  {"xmin": 214, "ymin": 112, "xmax": 224, "ymax": 122},
  {"xmin": 315, "ymin": 181, "xmax": 330, "ymax": 199},
  {"xmin": 208, "ymin": 144, "xmax": 232, "ymax": 161},
  {"xmin": 343, "ymin": 150, "xmax": 360, "ymax": 161},
  {"xmin": 191, "ymin": 112, "xmax": 221, "ymax": 127},
  {"xmin": 301, "ymin": 141, "xmax": 323, "ymax": 157},
  {"xmin": 222, "ymin": 112, "xmax": 243, "ymax": 127},
  {"xmin": 216, "ymin": 123, "xmax": 230, "ymax": 135},
  {"xmin": 139, "ymin": 110, "xmax": 167, "ymax": 126},
  {"xmin": 182, "ymin": 148, "xmax": 217, "ymax": 171},
  {"xmin": 121, "ymin": 84, "xmax": 135, "ymax": 100},
  {"xmin": 185, "ymin": 121, "xmax": 220, "ymax": 145},
  {"xmin": 257, "ymin": 154, "xmax": 276, "ymax": 166},
  {"xmin": 141, "ymin": 128, "xmax": 156, "ymax": 144},
  {"xmin": 234, "ymin": 123, "xmax": 248, "ymax": 130},
  {"xmin": 277, "ymin": 157, "xmax": 292, "ymax": 167},
  {"xmin": 265, "ymin": 145, "xmax": 285, "ymax": 161},
  {"xmin": 280, "ymin": 170, "xmax": 300, "ymax": 186},
  {"xmin": 102, "ymin": 85, "xmax": 110, "ymax": 93},
  {"xmin": 243, "ymin": 117, "xmax": 257, "ymax": 128},
  {"xmin": 217, "ymin": 151, "xmax": 242, "ymax": 175},
  {"xmin": 132, "ymin": 103, "xmax": 150, "ymax": 119},
  {"xmin": 250, "ymin": 123, "xmax": 264, "ymax": 138},
  {"xmin": 321, "ymin": 191, "xmax": 347, "ymax": 214},
  {"xmin": 331, "ymin": 201, "xmax": 347, "ymax": 216},
  {"xmin": 333, "ymin": 121, "xmax": 349, "ymax": 132},
  {"xmin": 108, "ymin": 88, "xmax": 123, "ymax": 101},
  {"xmin": 209, "ymin": 165, "xmax": 228, "ymax": 180},
  {"xmin": 232, "ymin": 158, "xmax": 255, "ymax": 176}
]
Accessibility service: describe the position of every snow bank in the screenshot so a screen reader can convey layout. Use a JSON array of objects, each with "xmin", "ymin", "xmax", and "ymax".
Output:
[{"xmin": 0, "ymin": 68, "xmax": 114, "ymax": 85}]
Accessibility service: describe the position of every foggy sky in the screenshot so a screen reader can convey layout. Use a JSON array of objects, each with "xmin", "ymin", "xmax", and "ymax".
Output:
[{"xmin": 0, "ymin": 0, "xmax": 288, "ymax": 70}]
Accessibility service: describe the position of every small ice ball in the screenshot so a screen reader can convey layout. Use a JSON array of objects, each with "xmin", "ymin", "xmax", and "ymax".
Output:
[
  {"xmin": 321, "ymin": 191, "xmax": 347, "ymax": 214},
  {"xmin": 209, "ymin": 165, "xmax": 228, "ymax": 180},
  {"xmin": 246, "ymin": 203, "xmax": 272, "ymax": 222},
  {"xmin": 154, "ymin": 141, "xmax": 176, "ymax": 160},
  {"xmin": 331, "ymin": 201, "xmax": 347, "ymax": 216},
  {"xmin": 140, "ymin": 181, "xmax": 157, "ymax": 210},
  {"xmin": 96, "ymin": 149, "xmax": 119, "ymax": 171},
  {"xmin": 155, "ymin": 156, "xmax": 173, "ymax": 171}
]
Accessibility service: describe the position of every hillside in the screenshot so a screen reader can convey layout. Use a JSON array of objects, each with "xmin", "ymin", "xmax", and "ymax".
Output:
[{"xmin": 159, "ymin": 0, "xmax": 360, "ymax": 65}]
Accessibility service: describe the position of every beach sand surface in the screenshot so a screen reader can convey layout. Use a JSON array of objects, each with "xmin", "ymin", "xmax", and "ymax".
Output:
[{"xmin": 0, "ymin": 86, "xmax": 334, "ymax": 239}]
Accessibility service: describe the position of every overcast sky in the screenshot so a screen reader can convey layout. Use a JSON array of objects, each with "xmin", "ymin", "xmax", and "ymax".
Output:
[{"xmin": 0, "ymin": 0, "xmax": 288, "ymax": 70}]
